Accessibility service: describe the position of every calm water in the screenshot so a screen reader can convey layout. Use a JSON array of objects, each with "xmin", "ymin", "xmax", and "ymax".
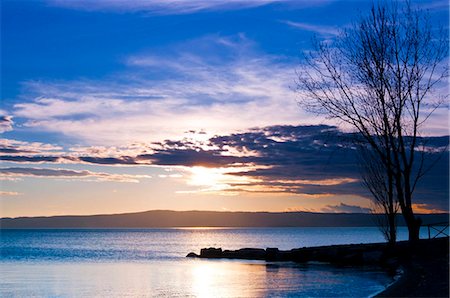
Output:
[{"xmin": 1, "ymin": 227, "xmax": 426, "ymax": 297}]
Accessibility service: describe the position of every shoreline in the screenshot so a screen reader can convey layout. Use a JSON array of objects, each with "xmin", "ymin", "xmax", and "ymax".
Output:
[
  {"xmin": 188, "ymin": 237, "xmax": 449, "ymax": 297},
  {"xmin": 375, "ymin": 239, "xmax": 449, "ymax": 297},
  {"xmin": 369, "ymin": 267, "xmax": 404, "ymax": 298}
]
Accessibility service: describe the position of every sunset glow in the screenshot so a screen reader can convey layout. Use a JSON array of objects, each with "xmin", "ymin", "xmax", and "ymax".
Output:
[
  {"xmin": 1, "ymin": 0, "xmax": 448, "ymax": 217},
  {"xmin": 1, "ymin": 2, "xmax": 449, "ymax": 297}
]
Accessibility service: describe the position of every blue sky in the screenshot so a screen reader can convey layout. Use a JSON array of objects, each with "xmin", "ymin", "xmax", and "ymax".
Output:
[{"xmin": 1, "ymin": 0, "xmax": 448, "ymax": 217}]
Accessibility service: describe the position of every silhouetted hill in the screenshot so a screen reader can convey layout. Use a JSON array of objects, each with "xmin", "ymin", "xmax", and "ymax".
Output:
[{"xmin": 1, "ymin": 210, "xmax": 448, "ymax": 228}]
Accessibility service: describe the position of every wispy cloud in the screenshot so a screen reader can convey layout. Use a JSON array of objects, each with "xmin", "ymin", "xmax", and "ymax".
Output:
[
  {"xmin": 12, "ymin": 32, "xmax": 447, "ymax": 146},
  {"xmin": 13, "ymin": 35, "xmax": 319, "ymax": 145},
  {"xmin": 282, "ymin": 20, "xmax": 340, "ymax": 36},
  {"xmin": 0, "ymin": 191, "xmax": 21, "ymax": 196},
  {"xmin": 47, "ymin": 0, "xmax": 279, "ymax": 14},
  {"xmin": 416, "ymin": 0, "xmax": 449, "ymax": 11},
  {"xmin": 0, "ymin": 167, "xmax": 152, "ymax": 183},
  {"xmin": 0, "ymin": 139, "xmax": 64, "ymax": 156},
  {"xmin": 47, "ymin": 0, "xmax": 333, "ymax": 15}
]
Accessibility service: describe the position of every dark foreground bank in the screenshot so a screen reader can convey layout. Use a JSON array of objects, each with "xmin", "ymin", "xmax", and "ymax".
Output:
[
  {"xmin": 188, "ymin": 237, "xmax": 449, "ymax": 297},
  {"xmin": 375, "ymin": 237, "xmax": 449, "ymax": 298}
]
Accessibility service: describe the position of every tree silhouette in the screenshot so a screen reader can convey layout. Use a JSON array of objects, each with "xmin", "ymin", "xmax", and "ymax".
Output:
[
  {"xmin": 297, "ymin": 1, "xmax": 448, "ymax": 241},
  {"xmin": 359, "ymin": 145, "xmax": 398, "ymax": 245}
]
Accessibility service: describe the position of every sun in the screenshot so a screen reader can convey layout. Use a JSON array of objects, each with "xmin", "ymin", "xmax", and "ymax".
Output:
[
  {"xmin": 188, "ymin": 167, "xmax": 227, "ymax": 189},
  {"xmin": 183, "ymin": 165, "xmax": 263, "ymax": 195}
]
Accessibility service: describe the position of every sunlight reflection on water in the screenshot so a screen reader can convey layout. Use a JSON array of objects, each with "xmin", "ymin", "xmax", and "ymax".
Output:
[{"xmin": 0, "ymin": 259, "xmax": 391, "ymax": 297}]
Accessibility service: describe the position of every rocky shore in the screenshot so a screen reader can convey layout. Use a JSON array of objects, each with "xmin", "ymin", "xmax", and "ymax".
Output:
[
  {"xmin": 187, "ymin": 237, "xmax": 449, "ymax": 297},
  {"xmin": 187, "ymin": 244, "xmax": 390, "ymax": 266}
]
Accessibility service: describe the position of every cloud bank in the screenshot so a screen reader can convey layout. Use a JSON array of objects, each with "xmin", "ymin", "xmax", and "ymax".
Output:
[
  {"xmin": 0, "ymin": 167, "xmax": 152, "ymax": 183},
  {"xmin": 2, "ymin": 124, "xmax": 448, "ymax": 211}
]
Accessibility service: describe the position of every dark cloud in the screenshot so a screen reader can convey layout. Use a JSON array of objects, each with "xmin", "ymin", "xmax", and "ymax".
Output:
[
  {"xmin": 137, "ymin": 149, "xmax": 247, "ymax": 167},
  {"xmin": 0, "ymin": 116, "xmax": 13, "ymax": 133},
  {"xmin": 0, "ymin": 155, "xmax": 142, "ymax": 165},
  {"xmin": 209, "ymin": 125, "xmax": 358, "ymax": 180},
  {"xmin": 78, "ymin": 156, "xmax": 139, "ymax": 165},
  {"xmin": 0, "ymin": 167, "xmax": 151, "ymax": 182},
  {"xmin": 0, "ymin": 147, "xmax": 37, "ymax": 154},
  {"xmin": 1, "ymin": 124, "xmax": 448, "ymax": 211},
  {"xmin": 0, "ymin": 155, "xmax": 62, "ymax": 163},
  {"xmin": 228, "ymin": 181, "xmax": 370, "ymax": 197},
  {"xmin": 0, "ymin": 167, "xmax": 90, "ymax": 177}
]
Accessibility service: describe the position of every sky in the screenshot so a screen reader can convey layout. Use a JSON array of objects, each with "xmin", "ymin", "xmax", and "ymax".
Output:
[{"xmin": 1, "ymin": 0, "xmax": 449, "ymax": 217}]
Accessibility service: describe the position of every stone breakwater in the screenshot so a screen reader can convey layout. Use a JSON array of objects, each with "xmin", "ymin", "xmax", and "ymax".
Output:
[
  {"xmin": 187, "ymin": 237, "xmax": 449, "ymax": 268},
  {"xmin": 187, "ymin": 243, "xmax": 394, "ymax": 266}
]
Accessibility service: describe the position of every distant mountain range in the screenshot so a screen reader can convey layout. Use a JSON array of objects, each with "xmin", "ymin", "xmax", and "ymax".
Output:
[{"xmin": 1, "ymin": 210, "xmax": 448, "ymax": 228}]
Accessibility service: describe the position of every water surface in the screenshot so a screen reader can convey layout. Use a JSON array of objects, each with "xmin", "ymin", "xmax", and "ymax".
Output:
[{"xmin": 1, "ymin": 227, "xmax": 418, "ymax": 297}]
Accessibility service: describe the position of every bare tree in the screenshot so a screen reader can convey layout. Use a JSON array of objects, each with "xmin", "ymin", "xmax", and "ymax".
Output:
[
  {"xmin": 296, "ymin": 1, "xmax": 448, "ymax": 241},
  {"xmin": 359, "ymin": 145, "xmax": 399, "ymax": 245}
]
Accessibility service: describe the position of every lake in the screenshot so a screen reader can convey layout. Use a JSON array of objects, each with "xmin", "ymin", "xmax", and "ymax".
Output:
[{"xmin": 1, "ymin": 227, "xmax": 427, "ymax": 297}]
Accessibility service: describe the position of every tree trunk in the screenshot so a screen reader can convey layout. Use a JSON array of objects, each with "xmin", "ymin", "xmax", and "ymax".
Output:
[
  {"xmin": 388, "ymin": 214, "xmax": 396, "ymax": 246},
  {"xmin": 403, "ymin": 207, "xmax": 421, "ymax": 241},
  {"xmin": 403, "ymin": 173, "xmax": 421, "ymax": 241}
]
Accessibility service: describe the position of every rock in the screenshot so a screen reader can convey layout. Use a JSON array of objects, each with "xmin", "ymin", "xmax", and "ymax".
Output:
[
  {"xmin": 222, "ymin": 250, "xmax": 238, "ymax": 258},
  {"xmin": 221, "ymin": 248, "xmax": 267, "ymax": 259},
  {"xmin": 189, "ymin": 240, "xmax": 418, "ymax": 266},
  {"xmin": 236, "ymin": 248, "xmax": 266, "ymax": 260},
  {"xmin": 290, "ymin": 248, "xmax": 309, "ymax": 262},
  {"xmin": 266, "ymin": 247, "xmax": 279, "ymax": 261},
  {"xmin": 316, "ymin": 247, "xmax": 340, "ymax": 263},
  {"xmin": 186, "ymin": 252, "xmax": 199, "ymax": 258},
  {"xmin": 277, "ymin": 250, "xmax": 292, "ymax": 261},
  {"xmin": 200, "ymin": 247, "xmax": 223, "ymax": 258}
]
